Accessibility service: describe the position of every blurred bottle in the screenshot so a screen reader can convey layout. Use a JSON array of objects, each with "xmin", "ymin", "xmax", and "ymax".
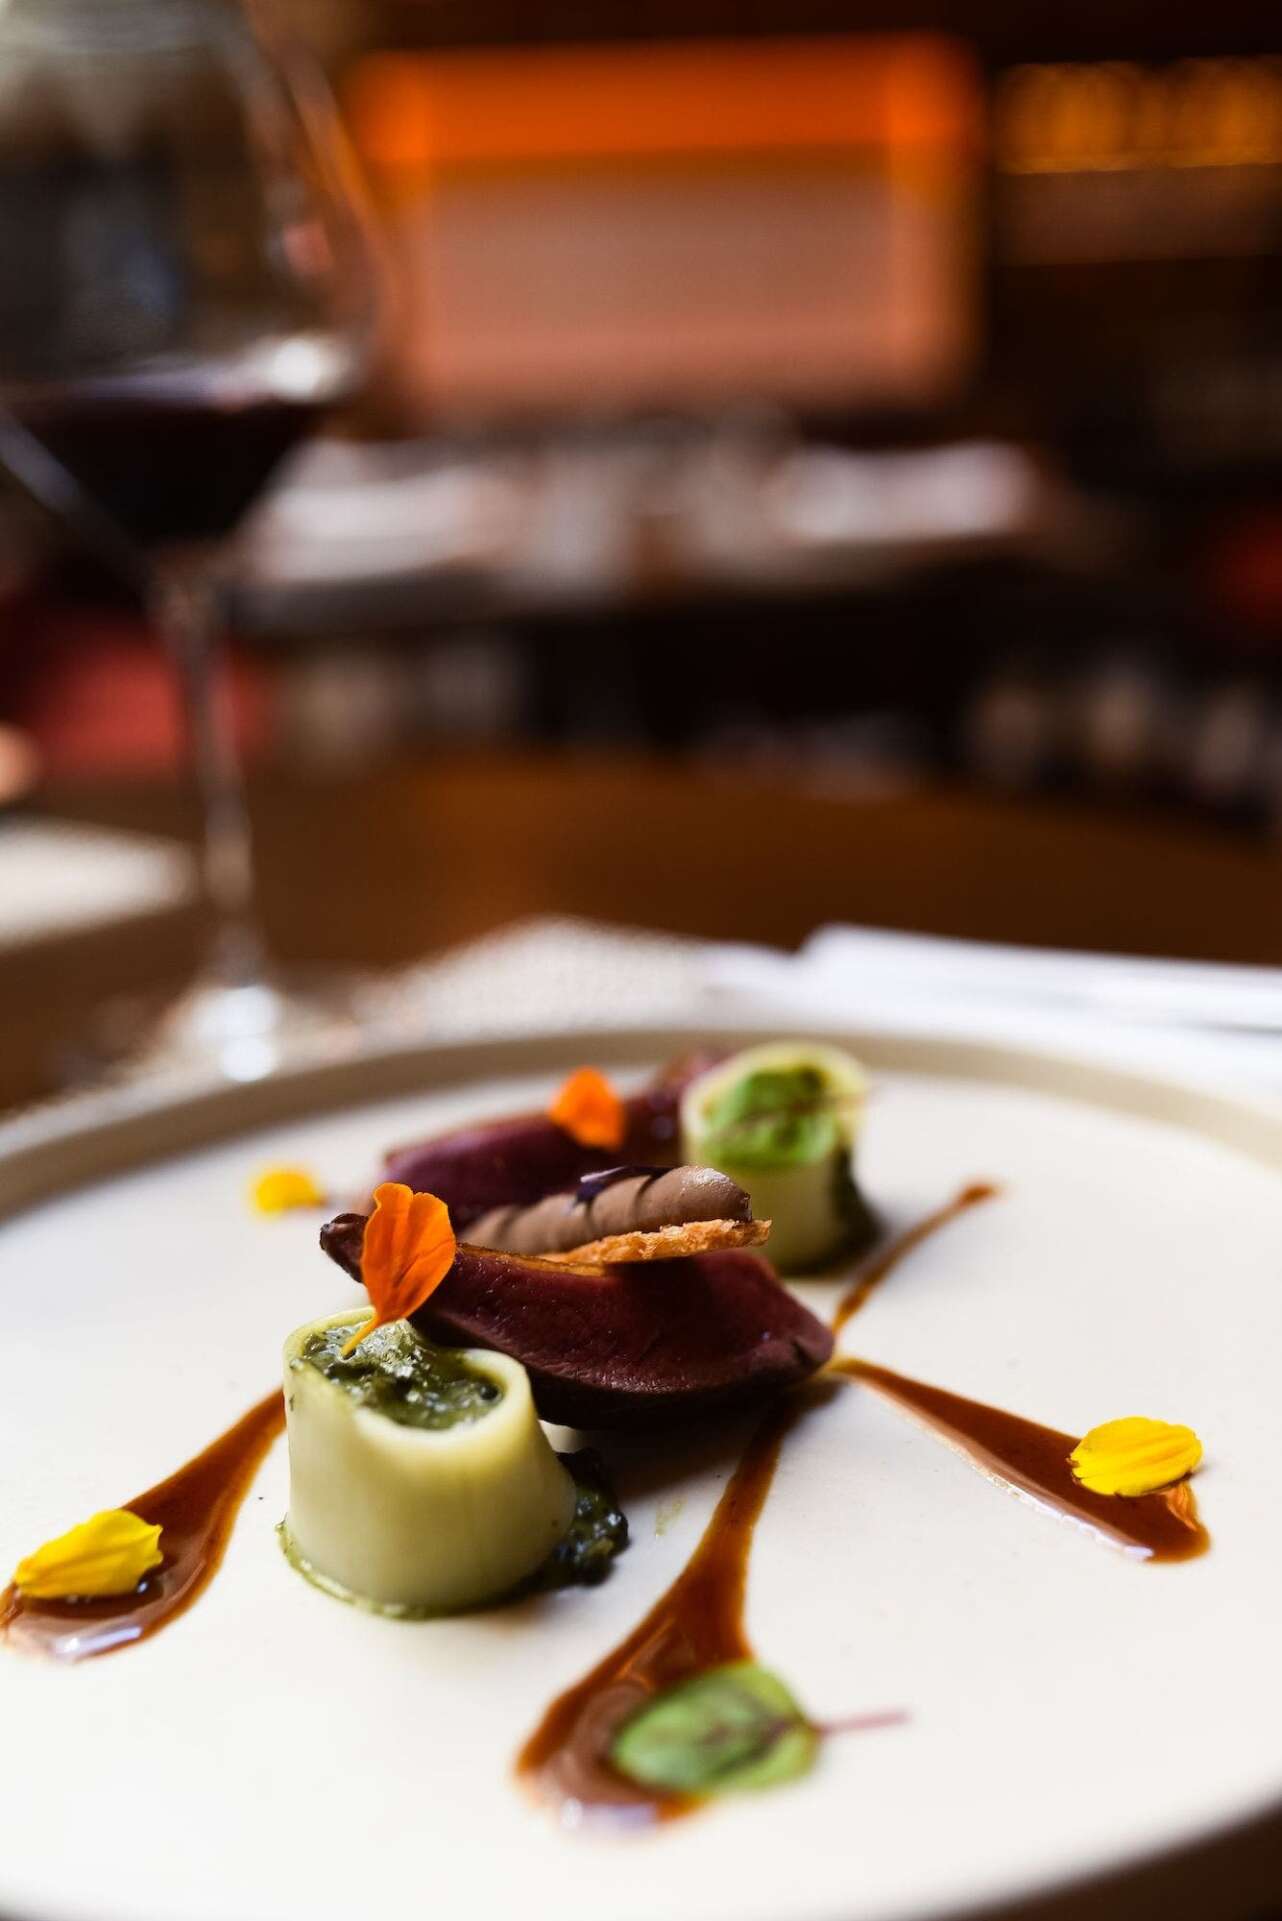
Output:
[{"xmin": 979, "ymin": 19, "xmax": 1282, "ymax": 503}]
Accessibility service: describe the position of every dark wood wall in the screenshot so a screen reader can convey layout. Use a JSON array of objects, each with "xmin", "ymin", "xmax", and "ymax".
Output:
[{"xmin": 353, "ymin": 0, "xmax": 1282, "ymax": 58}]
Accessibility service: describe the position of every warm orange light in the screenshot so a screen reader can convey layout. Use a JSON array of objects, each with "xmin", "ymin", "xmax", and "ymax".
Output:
[
  {"xmin": 995, "ymin": 57, "xmax": 1282, "ymax": 175},
  {"xmin": 345, "ymin": 36, "xmax": 980, "ymax": 186}
]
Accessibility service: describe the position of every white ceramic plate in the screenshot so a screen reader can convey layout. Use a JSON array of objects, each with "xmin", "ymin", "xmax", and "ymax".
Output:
[{"xmin": 1, "ymin": 1025, "xmax": 1280, "ymax": 1921}]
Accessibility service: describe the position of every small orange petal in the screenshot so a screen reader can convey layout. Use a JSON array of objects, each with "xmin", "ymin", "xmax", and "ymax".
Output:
[
  {"xmin": 548, "ymin": 1067, "xmax": 626, "ymax": 1150},
  {"xmin": 346, "ymin": 1184, "xmax": 457, "ymax": 1355}
]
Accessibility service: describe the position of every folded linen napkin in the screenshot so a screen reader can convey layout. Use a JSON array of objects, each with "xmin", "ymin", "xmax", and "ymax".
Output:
[
  {"xmin": 0, "ymin": 820, "xmax": 194, "ymax": 950},
  {"xmin": 704, "ymin": 924, "xmax": 1282, "ymax": 1094}
]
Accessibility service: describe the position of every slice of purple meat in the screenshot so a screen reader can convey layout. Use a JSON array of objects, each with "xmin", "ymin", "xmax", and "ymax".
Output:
[
  {"xmin": 320, "ymin": 1211, "xmax": 833, "ymax": 1429},
  {"xmin": 382, "ymin": 1053, "xmax": 720, "ymax": 1233}
]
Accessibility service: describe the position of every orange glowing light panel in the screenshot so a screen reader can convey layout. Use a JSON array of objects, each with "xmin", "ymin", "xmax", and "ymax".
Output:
[
  {"xmin": 349, "ymin": 38, "xmax": 978, "ymax": 178},
  {"xmin": 345, "ymin": 36, "xmax": 981, "ymax": 417}
]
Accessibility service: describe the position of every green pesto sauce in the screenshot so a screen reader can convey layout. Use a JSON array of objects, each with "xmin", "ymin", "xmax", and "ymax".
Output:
[
  {"xmin": 535, "ymin": 1449, "xmax": 629, "ymax": 1592},
  {"xmin": 295, "ymin": 1320, "xmax": 501, "ymax": 1430}
]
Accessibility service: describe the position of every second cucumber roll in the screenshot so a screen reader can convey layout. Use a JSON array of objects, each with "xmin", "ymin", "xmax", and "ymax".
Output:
[{"xmin": 680, "ymin": 1042, "xmax": 876, "ymax": 1273}]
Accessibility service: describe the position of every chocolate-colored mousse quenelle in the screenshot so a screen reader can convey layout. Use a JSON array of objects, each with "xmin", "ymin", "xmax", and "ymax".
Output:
[
  {"xmin": 468, "ymin": 1164, "xmax": 757, "ymax": 1259},
  {"xmin": 320, "ymin": 1214, "xmax": 833, "ymax": 1429}
]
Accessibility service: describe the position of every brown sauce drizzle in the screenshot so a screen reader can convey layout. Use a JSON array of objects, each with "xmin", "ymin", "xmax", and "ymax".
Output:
[
  {"xmin": 517, "ymin": 1393, "xmax": 805, "ymax": 1825},
  {"xmin": 833, "ymin": 1182, "xmax": 999, "ymax": 1335},
  {"xmin": 832, "ymin": 1359, "xmax": 1207, "ymax": 1563},
  {"xmin": 520, "ymin": 1175, "xmax": 1206, "ymax": 1823},
  {"xmin": 1, "ymin": 1391, "xmax": 285, "ymax": 1662},
  {"xmin": 3, "ymin": 1165, "xmax": 1207, "ymax": 1839},
  {"xmin": 517, "ymin": 1182, "xmax": 1004, "ymax": 1825}
]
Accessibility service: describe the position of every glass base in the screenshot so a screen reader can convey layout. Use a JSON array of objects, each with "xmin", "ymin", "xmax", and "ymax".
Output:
[
  {"xmin": 153, "ymin": 971, "xmax": 368, "ymax": 1081},
  {"xmin": 64, "ymin": 967, "xmax": 371, "ymax": 1089}
]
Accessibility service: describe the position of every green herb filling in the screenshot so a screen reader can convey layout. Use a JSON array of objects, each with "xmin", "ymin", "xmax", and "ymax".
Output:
[
  {"xmin": 701, "ymin": 1065, "xmax": 842, "ymax": 1169},
  {"xmin": 296, "ymin": 1321, "xmax": 501, "ymax": 1430}
]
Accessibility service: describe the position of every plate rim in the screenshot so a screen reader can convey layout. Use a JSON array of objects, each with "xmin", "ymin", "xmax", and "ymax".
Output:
[
  {"xmin": 3, "ymin": 1016, "xmax": 1282, "ymax": 1921},
  {"xmin": 3, "ymin": 1019, "xmax": 1282, "ymax": 1226}
]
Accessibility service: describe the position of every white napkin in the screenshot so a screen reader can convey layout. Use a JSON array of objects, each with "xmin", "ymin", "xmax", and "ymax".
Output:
[
  {"xmin": 360, "ymin": 916, "xmax": 716, "ymax": 1042},
  {"xmin": 357, "ymin": 915, "xmax": 1282, "ymax": 1101},
  {"xmin": 6, "ymin": 913, "xmax": 1279, "ymax": 1153},
  {"xmin": 704, "ymin": 924, "xmax": 1282, "ymax": 1094},
  {"xmin": 0, "ymin": 820, "xmax": 194, "ymax": 950}
]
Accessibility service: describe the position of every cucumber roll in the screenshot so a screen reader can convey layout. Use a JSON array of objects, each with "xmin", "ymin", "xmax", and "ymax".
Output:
[
  {"xmin": 282, "ymin": 1312, "xmax": 575, "ymax": 1615},
  {"xmin": 680, "ymin": 1043, "xmax": 875, "ymax": 1273}
]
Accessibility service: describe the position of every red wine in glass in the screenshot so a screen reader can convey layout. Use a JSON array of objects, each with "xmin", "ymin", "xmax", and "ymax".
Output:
[
  {"xmin": 20, "ymin": 376, "xmax": 328, "ymax": 550},
  {"xmin": 0, "ymin": 0, "xmax": 382, "ymax": 1079}
]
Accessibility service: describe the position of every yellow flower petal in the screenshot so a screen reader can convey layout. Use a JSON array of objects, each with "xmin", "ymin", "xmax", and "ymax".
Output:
[
  {"xmin": 1069, "ymin": 1417, "xmax": 1203, "ymax": 1497},
  {"xmin": 251, "ymin": 1166, "xmax": 326, "ymax": 1214},
  {"xmin": 15, "ymin": 1509, "xmax": 163, "ymax": 1600}
]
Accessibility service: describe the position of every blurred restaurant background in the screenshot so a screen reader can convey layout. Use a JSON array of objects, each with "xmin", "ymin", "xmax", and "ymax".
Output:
[{"xmin": 7, "ymin": 0, "xmax": 1282, "ymax": 1102}]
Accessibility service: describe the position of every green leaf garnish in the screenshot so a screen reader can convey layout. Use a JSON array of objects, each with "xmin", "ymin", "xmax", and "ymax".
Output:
[
  {"xmin": 701, "ymin": 1067, "xmax": 840, "ymax": 1170},
  {"xmin": 608, "ymin": 1662, "xmax": 818, "ymax": 1798}
]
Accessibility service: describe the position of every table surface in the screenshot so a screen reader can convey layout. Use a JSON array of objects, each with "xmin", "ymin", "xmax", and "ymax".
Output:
[
  {"xmin": 7, "ymin": 752, "xmax": 1282, "ymax": 1115},
  {"xmin": 5, "ymin": 751, "xmax": 1282, "ymax": 1917}
]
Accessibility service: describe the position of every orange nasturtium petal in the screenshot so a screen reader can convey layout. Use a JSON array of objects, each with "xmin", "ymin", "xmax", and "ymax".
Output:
[
  {"xmin": 548, "ymin": 1067, "xmax": 626, "ymax": 1150},
  {"xmin": 15, "ymin": 1509, "xmax": 163, "ymax": 1600},
  {"xmin": 344, "ymin": 1183, "xmax": 457, "ymax": 1357}
]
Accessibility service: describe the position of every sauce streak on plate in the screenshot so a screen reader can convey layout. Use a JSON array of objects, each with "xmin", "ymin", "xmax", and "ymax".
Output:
[
  {"xmin": 1, "ymin": 1391, "xmax": 285, "ymax": 1661},
  {"xmin": 2, "ymin": 1164, "xmax": 1206, "ymax": 1849},
  {"xmin": 832, "ymin": 1182, "xmax": 998, "ymax": 1335},
  {"xmin": 517, "ymin": 1394, "xmax": 806, "ymax": 1824},
  {"xmin": 518, "ymin": 1181, "xmax": 1205, "ymax": 1823},
  {"xmin": 833, "ymin": 1358, "xmax": 1206, "ymax": 1563},
  {"xmin": 518, "ymin": 1184, "xmax": 1005, "ymax": 1822}
]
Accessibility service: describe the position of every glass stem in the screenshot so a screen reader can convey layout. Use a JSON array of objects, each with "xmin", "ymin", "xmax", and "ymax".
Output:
[{"xmin": 153, "ymin": 561, "xmax": 268, "ymax": 993}]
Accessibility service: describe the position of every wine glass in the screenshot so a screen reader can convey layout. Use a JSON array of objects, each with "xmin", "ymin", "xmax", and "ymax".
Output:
[{"xmin": 0, "ymin": 0, "xmax": 382, "ymax": 1081}]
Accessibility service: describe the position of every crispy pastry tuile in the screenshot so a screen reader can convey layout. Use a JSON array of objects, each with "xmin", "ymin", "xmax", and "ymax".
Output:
[{"xmin": 541, "ymin": 1216, "xmax": 771, "ymax": 1266}]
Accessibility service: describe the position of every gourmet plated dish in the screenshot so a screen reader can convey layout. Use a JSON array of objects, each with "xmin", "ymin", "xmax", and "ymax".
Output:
[{"xmin": 2, "ymin": 1042, "xmax": 1208, "ymax": 1828}]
